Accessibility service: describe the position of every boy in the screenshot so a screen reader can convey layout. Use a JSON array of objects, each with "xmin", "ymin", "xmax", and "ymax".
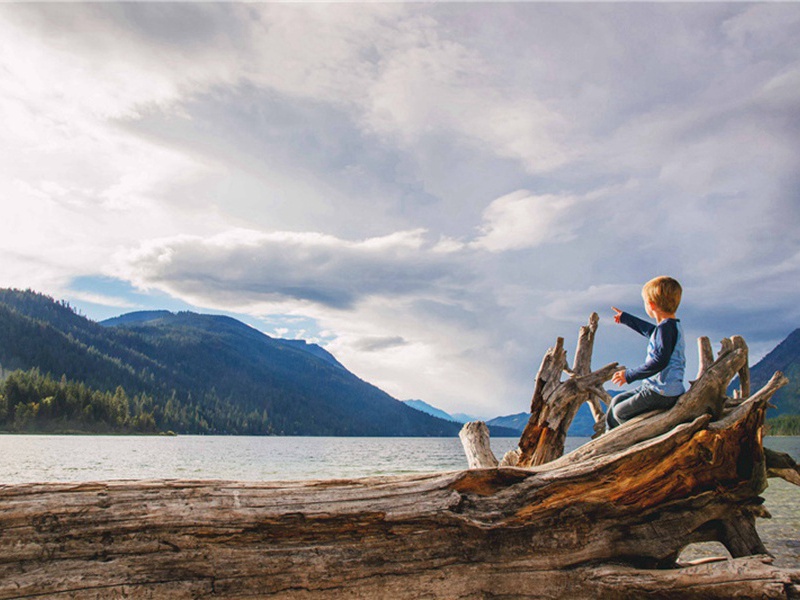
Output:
[{"xmin": 605, "ymin": 276, "xmax": 686, "ymax": 430}]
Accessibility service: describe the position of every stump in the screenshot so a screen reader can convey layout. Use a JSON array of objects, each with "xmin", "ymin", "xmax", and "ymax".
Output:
[{"xmin": 0, "ymin": 315, "xmax": 798, "ymax": 599}]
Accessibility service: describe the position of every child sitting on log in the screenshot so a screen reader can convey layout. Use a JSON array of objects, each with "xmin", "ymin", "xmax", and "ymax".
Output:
[{"xmin": 606, "ymin": 276, "xmax": 686, "ymax": 430}]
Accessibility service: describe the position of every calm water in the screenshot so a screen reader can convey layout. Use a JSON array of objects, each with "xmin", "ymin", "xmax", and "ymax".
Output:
[
  {"xmin": 1, "ymin": 434, "xmax": 797, "ymax": 567},
  {"xmin": 0, "ymin": 434, "xmax": 527, "ymax": 483}
]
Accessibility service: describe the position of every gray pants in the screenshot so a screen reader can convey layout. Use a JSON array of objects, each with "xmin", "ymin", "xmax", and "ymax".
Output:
[{"xmin": 605, "ymin": 386, "xmax": 680, "ymax": 430}]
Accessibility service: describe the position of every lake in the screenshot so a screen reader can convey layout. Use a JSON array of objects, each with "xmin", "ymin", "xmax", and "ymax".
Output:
[{"xmin": 1, "ymin": 434, "xmax": 798, "ymax": 568}]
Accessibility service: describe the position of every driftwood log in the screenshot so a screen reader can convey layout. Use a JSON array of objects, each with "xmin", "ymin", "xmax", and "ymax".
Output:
[{"xmin": 0, "ymin": 315, "xmax": 799, "ymax": 599}]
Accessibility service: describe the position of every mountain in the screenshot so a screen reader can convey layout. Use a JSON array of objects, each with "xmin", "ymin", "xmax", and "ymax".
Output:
[
  {"xmin": 749, "ymin": 328, "xmax": 800, "ymax": 417},
  {"xmin": 487, "ymin": 403, "xmax": 597, "ymax": 437},
  {"xmin": 101, "ymin": 311, "xmax": 173, "ymax": 327},
  {"xmin": 402, "ymin": 399, "xmax": 519, "ymax": 437},
  {"xmin": 102, "ymin": 311, "xmax": 347, "ymax": 371},
  {"xmin": 486, "ymin": 412, "xmax": 528, "ymax": 432},
  {"xmin": 278, "ymin": 339, "xmax": 346, "ymax": 371},
  {"xmin": 0, "ymin": 289, "xmax": 463, "ymax": 436},
  {"xmin": 403, "ymin": 399, "xmax": 458, "ymax": 422},
  {"xmin": 567, "ymin": 403, "xmax": 598, "ymax": 436},
  {"xmin": 450, "ymin": 413, "xmax": 478, "ymax": 424}
]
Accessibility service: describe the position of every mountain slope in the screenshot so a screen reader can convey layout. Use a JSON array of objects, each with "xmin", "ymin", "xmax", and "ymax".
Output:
[
  {"xmin": 0, "ymin": 289, "xmax": 462, "ymax": 436},
  {"xmin": 487, "ymin": 403, "xmax": 597, "ymax": 437},
  {"xmin": 486, "ymin": 412, "xmax": 528, "ymax": 433},
  {"xmin": 403, "ymin": 399, "xmax": 458, "ymax": 422},
  {"xmin": 750, "ymin": 328, "xmax": 800, "ymax": 417},
  {"xmin": 403, "ymin": 399, "xmax": 519, "ymax": 437}
]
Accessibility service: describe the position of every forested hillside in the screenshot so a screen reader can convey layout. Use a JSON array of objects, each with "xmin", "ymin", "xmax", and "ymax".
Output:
[
  {"xmin": 0, "ymin": 368, "xmax": 159, "ymax": 434},
  {"xmin": 750, "ymin": 328, "xmax": 800, "ymax": 417},
  {"xmin": 0, "ymin": 289, "xmax": 462, "ymax": 436}
]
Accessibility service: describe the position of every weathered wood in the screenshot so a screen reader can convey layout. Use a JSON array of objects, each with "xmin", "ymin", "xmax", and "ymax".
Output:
[
  {"xmin": 697, "ymin": 336, "xmax": 714, "ymax": 379},
  {"xmin": 453, "ymin": 318, "xmax": 798, "ymax": 593},
  {"xmin": 517, "ymin": 313, "xmax": 618, "ymax": 467},
  {"xmin": 1, "ymin": 376, "xmax": 795, "ymax": 599},
  {"xmin": 572, "ymin": 312, "xmax": 598, "ymax": 375},
  {"xmin": 548, "ymin": 340, "xmax": 750, "ymax": 471},
  {"xmin": 584, "ymin": 556, "xmax": 800, "ymax": 600},
  {"xmin": 499, "ymin": 447, "xmax": 522, "ymax": 467},
  {"xmin": 2, "ymin": 318, "xmax": 798, "ymax": 599},
  {"xmin": 732, "ymin": 334, "xmax": 751, "ymax": 399},
  {"xmin": 765, "ymin": 447, "xmax": 800, "ymax": 486},
  {"xmin": 459, "ymin": 421, "xmax": 498, "ymax": 468}
]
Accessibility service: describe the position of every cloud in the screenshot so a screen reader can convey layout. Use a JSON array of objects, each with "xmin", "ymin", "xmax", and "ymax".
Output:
[
  {"xmin": 114, "ymin": 226, "xmax": 535, "ymax": 413},
  {"xmin": 65, "ymin": 291, "xmax": 139, "ymax": 310},
  {"xmin": 472, "ymin": 191, "xmax": 586, "ymax": 252},
  {"xmin": 362, "ymin": 22, "xmax": 570, "ymax": 173},
  {"xmin": 2, "ymin": 3, "xmax": 800, "ymax": 417},
  {"xmin": 0, "ymin": 5, "xmax": 222, "ymax": 291},
  {"xmin": 118, "ymin": 228, "xmax": 469, "ymax": 312},
  {"xmin": 352, "ymin": 336, "xmax": 408, "ymax": 353}
]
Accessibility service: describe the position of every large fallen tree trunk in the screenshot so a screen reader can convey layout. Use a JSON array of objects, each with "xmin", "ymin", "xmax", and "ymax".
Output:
[{"xmin": 0, "ymin": 316, "xmax": 798, "ymax": 599}]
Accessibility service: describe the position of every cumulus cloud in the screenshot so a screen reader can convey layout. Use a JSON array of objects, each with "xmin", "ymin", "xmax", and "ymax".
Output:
[
  {"xmin": 362, "ymin": 24, "xmax": 570, "ymax": 173},
  {"xmin": 118, "ymin": 228, "xmax": 470, "ymax": 312},
  {"xmin": 473, "ymin": 191, "xmax": 586, "ymax": 252}
]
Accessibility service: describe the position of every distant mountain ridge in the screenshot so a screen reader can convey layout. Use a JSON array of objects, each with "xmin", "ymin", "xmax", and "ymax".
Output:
[
  {"xmin": 403, "ymin": 399, "xmax": 458, "ymax": 422},
  {"xmin": 402, "ymin": 400, "xmax": 520, "ymax": 437},
  {"xmin": 0, "ymin": 289, "xmax": 463, "ymax": 436},
  {"xmin": 101, "ymin": 311, "xmax": 173, "ymax": 327},
  {"xmin": 486, "ymin": 412, "xmax": 528, "ymax": 432},
  {"xmin": 486, "ymin": 404, "xmax": 597, "ymax": 437},
  {"xmin": 101, "ymin": 311, "xmax": 348, "ymax": 372},
  {"xmin": 749, "ymin": 328, "xmax": 800, "ymax": 417},
  {"xmin": 451, "ymin": 412, "xmax": 478, "ymax": 423}
]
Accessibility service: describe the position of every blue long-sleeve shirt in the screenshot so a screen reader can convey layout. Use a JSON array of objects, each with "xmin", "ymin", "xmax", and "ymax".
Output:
[{"xmin": 619, "ymin": 311, "xmax": 686, "ymax": 397}]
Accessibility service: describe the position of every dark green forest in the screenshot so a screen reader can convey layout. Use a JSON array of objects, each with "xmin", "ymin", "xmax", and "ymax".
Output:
[
  {"xmin": 766, "ymin": 415, "xmax": 800, "ymax": 436},
  {"xmin": 0, "ymin": 368, "xmax": 160, "ymax": 434},
  {"xmin": 0, "ymin": 366, "xmax": 277, "ymax": 435},
  {"xmin": 0, "ymin": 289, "xmax": 470, "ymax": 437}
]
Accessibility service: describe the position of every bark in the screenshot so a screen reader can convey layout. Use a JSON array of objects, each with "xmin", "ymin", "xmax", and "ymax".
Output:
[
  {"xmin": 516, "ymin": 313, "xmax": 617, "ymax": 467},
  {"xmin": 733, "ymin": 335, "xmax": 751, "ymax": 400},
  {"xmin": 1, "ymin": 317, "xmax": 798, "ymax": 599},
  {"xmin": 765, "ymin": 447, "xmax": 800, "ymax": 486},
  {"xmin": 459, "ymin": 421, "xmax": 498, "ymax": 468},
  {"xmin": 697, "ymin": 336, "xmax": 715, "ymax": 379}
]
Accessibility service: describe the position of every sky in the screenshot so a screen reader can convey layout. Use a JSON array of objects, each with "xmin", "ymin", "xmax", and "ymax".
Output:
[{"xmin": 1, "ymin": 2, "xmax": 799, "ymax": 419}]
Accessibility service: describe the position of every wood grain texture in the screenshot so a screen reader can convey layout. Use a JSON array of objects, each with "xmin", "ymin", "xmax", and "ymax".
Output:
[
  {"xmin": 2, "ymin": 320, "xmax": 798, "ymax": 599},
  {"xmin": 517, "ymin": 313, "xmax": 617, "ymax": 467}
]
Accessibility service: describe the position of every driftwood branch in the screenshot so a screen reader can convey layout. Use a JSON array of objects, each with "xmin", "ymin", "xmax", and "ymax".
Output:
[
  {"xmin": 765, "ymin": 447, "xmax": 800, "ymax": 486},
  {"xmin": 697, "ymin": 336, "xmax": 715, "ymax": 379},
  {"xmin": 459, "ymin": 421, "xmax": 498, "ymax": 468},
  {"xmin": 515, "ymin": 313, "xmax": 618, "ymax": 467},
  {"xmin": 1, "ymin": 315, "xmax": 797, "ymax": 599},
  {"xmin": 732, "ymin": 335, "xmax": 751, "ymax": 399}
]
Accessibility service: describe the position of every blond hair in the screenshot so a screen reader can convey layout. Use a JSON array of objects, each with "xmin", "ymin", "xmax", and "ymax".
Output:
[{"xmin": 642, "ymin": 276, "xmax": 682, "ymax": 314}]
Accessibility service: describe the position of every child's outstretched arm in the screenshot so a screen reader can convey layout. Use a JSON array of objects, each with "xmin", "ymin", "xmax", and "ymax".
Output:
[
  {"xmin": 611, "ymin": 307, "xmax": 628, "ymax": 386},
  {"xmin": 611, "ymin": 306, "xmax": 655, "ymax": 337}
]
